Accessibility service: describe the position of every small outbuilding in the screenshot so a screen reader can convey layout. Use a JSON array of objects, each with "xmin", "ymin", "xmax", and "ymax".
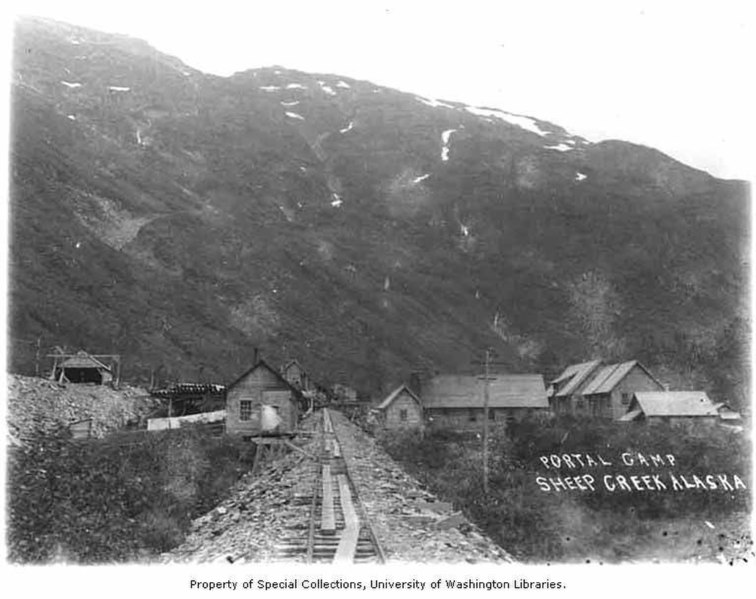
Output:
[
  {"xmin": 225, "ymin": 359, "xmax": 305, "ymax": 438},
  {"xmin": 620, "ymin": 391, "xmax": 720, "ymax": 429},
  {"xmin": 53, "ymin": 350, "xmax": 113, "ymax": 385},
  {"xmin": 374, "ymin": 384, "xmax": 423, "ymax": 431}
]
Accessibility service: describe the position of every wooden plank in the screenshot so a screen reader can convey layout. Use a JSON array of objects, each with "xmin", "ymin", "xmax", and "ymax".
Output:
[
  {"xmin": 333, "ymin": 474, "xmax": 360, "ymax": 563},
  {"xmin": 283, "ymin": 439, "xmax": 315, "ymax": 459},
  {"xmin": 320, "ymin": 464, "xmax": 336, "ymax": 535},
  {"xmin": 323, "ymin": 409, "xmax": 333, "ymax": 433}
]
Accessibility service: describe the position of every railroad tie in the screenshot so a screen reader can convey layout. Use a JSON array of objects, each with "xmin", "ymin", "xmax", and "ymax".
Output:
[
  {"xmin": 320, "ymin": 464, "xmax": 336, "ymax": 535},
  {"xmin": 333, "ymin": 474, "xmax": 360, "ymax": 563}
]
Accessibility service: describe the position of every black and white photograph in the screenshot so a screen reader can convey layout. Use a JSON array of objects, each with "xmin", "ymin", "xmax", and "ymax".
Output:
[{"xmin": 2, "ymin": 0, "xmax": 753, "ymax": 594}]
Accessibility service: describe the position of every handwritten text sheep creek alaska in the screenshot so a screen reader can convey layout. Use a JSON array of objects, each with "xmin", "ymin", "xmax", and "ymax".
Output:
[{"xmin": 535, "ymin": 452, "xmax": 747, "ymax": 493}]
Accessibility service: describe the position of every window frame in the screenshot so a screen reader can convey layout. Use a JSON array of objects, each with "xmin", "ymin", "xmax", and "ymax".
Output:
[{"xmin": 240, "ymin": 400, "xmax": 253, "ymax": 421}]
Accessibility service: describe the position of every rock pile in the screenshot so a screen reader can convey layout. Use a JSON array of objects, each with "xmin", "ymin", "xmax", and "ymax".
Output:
[{"xmin": 7, "ymin": 374, "xmax": 156, "ymax": 443}]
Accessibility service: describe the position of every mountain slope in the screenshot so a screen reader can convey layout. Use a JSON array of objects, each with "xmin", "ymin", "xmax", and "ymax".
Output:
[{"xmin": 9, "ymin": 17, "xmax": 750, "ymax": 407}]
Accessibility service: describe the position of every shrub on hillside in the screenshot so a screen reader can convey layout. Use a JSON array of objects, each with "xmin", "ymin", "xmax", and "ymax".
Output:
[
  {"xmin": 507, "ymin": 417, "xmax": 751, "ymax": 518},
  {"xmin": 381, "ymin": 419, "xmax": 750, "ymax": 562},
  {"xmin": 7, "ymin": 426, "xmax": 253, "ymax": 563}
]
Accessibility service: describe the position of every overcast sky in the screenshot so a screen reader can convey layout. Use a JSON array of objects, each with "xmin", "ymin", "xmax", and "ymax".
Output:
[{"xmin": 7, "ymin": 0, "xmax": 755, "ymax": 180}]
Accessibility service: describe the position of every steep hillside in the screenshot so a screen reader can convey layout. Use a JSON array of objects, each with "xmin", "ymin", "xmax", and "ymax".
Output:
[{"xmin": 9, "ymin": 17, "xmax": 749, "ymax": 407}]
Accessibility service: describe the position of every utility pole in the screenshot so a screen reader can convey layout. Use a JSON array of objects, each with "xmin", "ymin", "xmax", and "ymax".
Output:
[
  {"xmin": 34, "ymin": 336, "xmax": 42, "ymax": 377},
  {"xmin": 473, "ymin": 347, "xmax": 506, "ymax": 496},
  {"xmin": 482, "ymin": 348, "xmax": 491, "ymax": 495}
]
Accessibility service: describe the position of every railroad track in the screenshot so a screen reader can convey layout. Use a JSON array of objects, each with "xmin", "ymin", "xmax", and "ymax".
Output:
[{"xmin": 275, "ymin": 409, "xmax": 385, "ymax": 563}]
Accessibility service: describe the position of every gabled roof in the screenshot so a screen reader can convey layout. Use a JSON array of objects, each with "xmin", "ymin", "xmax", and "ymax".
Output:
[
  {"xmin": 59, "ymin": 350, "xmax": 111, "ymax": 371},
  {"xmin": 226, "ymin": 359, "xmax": 301, "ymax": 397},
  {"xmin": 377, "ymin": 384, "xmax": 421, "ymax": 411},
  {"xmin": 582, "ymin": 360, "xmax": 662, "ymax": 396},
  {"xmin": 281, "ymin": 359, "xmax": 304, "ymax": 373},
  {"xmin": 552, "ymin": 360, "xmax": 602, "ymax": 397},
  {"xmin": 423, "ymin": 374, "xmax": 548, "ymax": 409},
  {"xmin": 633, "ymin": 391, "xmax": 719, "ymax": 417}
]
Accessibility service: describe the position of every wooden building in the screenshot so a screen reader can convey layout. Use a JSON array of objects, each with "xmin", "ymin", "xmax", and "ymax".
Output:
[
  {"xmin": 547, "ymin": 360, "xmax": 602, "ymax": 415},
  {"xmin": 580, "ymin": 360, "xmax": 664, "ymax": 420},
  {"xmin": 620, "ymin": 391, "xmax": 720, "ymax": 430},
  {"xmin": 280, "ymin": 359, "xmax": 315, "ymax": 393},
  {"xmin": 374, "ymin": 384, "xmax": 423, "ymax": 431},
  {"xmin": 53, "ymin": 350, "xmax": 113, "ymax": 385},
  {"xmin": 332, "ymin": 383, "xmax": 358, "ymax": 403},
  {"xmin": 225, "ymin": 359, "xmax": 305, "ymax": 438},
  {"xmin": 422, "ymin": 374, "xmax": 549, "ymax": 431}
]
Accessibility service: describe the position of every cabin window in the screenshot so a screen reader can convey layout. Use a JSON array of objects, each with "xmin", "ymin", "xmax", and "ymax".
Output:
[
  {"xmin": 576, "ymin": 399, "xmax": 585, "ymax": 410},
  {"xmin": 399, "ymin": 409, "xmax": 408, "ymax": 421},
  {"xmin": 621, "ymin": 392, "xmax": 630, "ymax": 405},
  {"xmin": 469, "ymin": 409, "xmax": 477, "ymax": 422},
  {"xmin": 240, "ymin": 400, "xmax": 253, "ymax": 421},
  {"xmin": 488, "ymin": 410, "xmax": 495, "ymax": 420}
]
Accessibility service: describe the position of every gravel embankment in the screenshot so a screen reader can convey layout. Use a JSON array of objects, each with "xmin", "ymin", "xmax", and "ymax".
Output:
[
  {"xmin": 330, "ymin": 411, "xmax": 512, "ymax": 563},
  {"xmin": 7, "ymin": 374, "xmax": 155, "ymax": 443}
]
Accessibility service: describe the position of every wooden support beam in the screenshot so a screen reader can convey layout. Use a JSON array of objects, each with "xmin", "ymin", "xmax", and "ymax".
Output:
[
  {"xmin": 320, "ymin": 464, "xmax": 336, "ymax": 535},
  {"xmin": 283, "ymin": 439, "xmax": 315, "ymax": 460},
  {"xmin": 333, "ymin": 474, "xmax": 359, "ymax": 563}
]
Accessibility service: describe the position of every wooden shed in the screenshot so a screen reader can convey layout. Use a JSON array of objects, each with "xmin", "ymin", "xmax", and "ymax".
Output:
[
  {"xmin": 53, "ymin": 350, "xmax": 113, "ymax": 385},
  {"xmin": 580, "ymin": 360, "xmax": 664, "ymax": 420},
  {"xmin": 375, "ymin": 384, "xmax": 423, "ymax": 431},
  {"xmin": 225, "ymin": 359, "xmax": 304, "ymax": 438},
  {"xmin": 422, "ymin": 374, "xmax": 549, "ymax": 431},
  {"xmin": 620, "ymin": 391, "xmax": 720, "ymax": 430}
]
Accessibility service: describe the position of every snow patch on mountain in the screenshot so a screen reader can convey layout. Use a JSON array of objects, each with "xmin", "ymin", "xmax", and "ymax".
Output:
[
  {"xmin": 61, "ymin": 81, "xmax": 82, "ymax": 88},
  {"xmin": 336, "ymin": 81, "xmax": 351, "ymax": 89},
  {"xmin": 417, "ymin": 96, "xmax": 455, "ymax": 109},
  {"xmin": 281, "ymin": 100, "xmax": 300, "ymax": 107},
  {"xmin": 108, "ymin": 86, "xmax": 130, "ymax": 92},
  {"xmin": 465, "ymin": 106, "xmax": 549, "ymax": 136},
  {"xmin": 575, "ymin": 172, "xmax": 587, "ymax": 182},
  {"xmin": 286, "ymin": 83, "xmax": 306, "ymax": 90},
  {"xmin": 413, "ymin": 174, "xmax": 430, "ymax": 184},
  {"xmin": 331, "ymin": 194, "xmax": 343, "ymax": 207},
  {"xmin": 67, "ymin": 114, "xmax": 76, "ymax": 120},
  {"xmin": 261, "ymin": 85, "xmax": 280, "ymax": 92},
  {"xmin": 545, "ymin": 143, "xmax": 572, "ymax": 152},
  {"xmin": 285, "ymin": 112, "xmax": 305, "ymax": 120},
  {"xmin": 318, "ymin": 81, "xmax": 337, "ymax": 96},
  {"xmin": 339, "ymin": 121, "xmax": 354, "ymax": 134},
  {"xmin": 441, "ymin": 129, "xmax": 457, "ymax": 161}
]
